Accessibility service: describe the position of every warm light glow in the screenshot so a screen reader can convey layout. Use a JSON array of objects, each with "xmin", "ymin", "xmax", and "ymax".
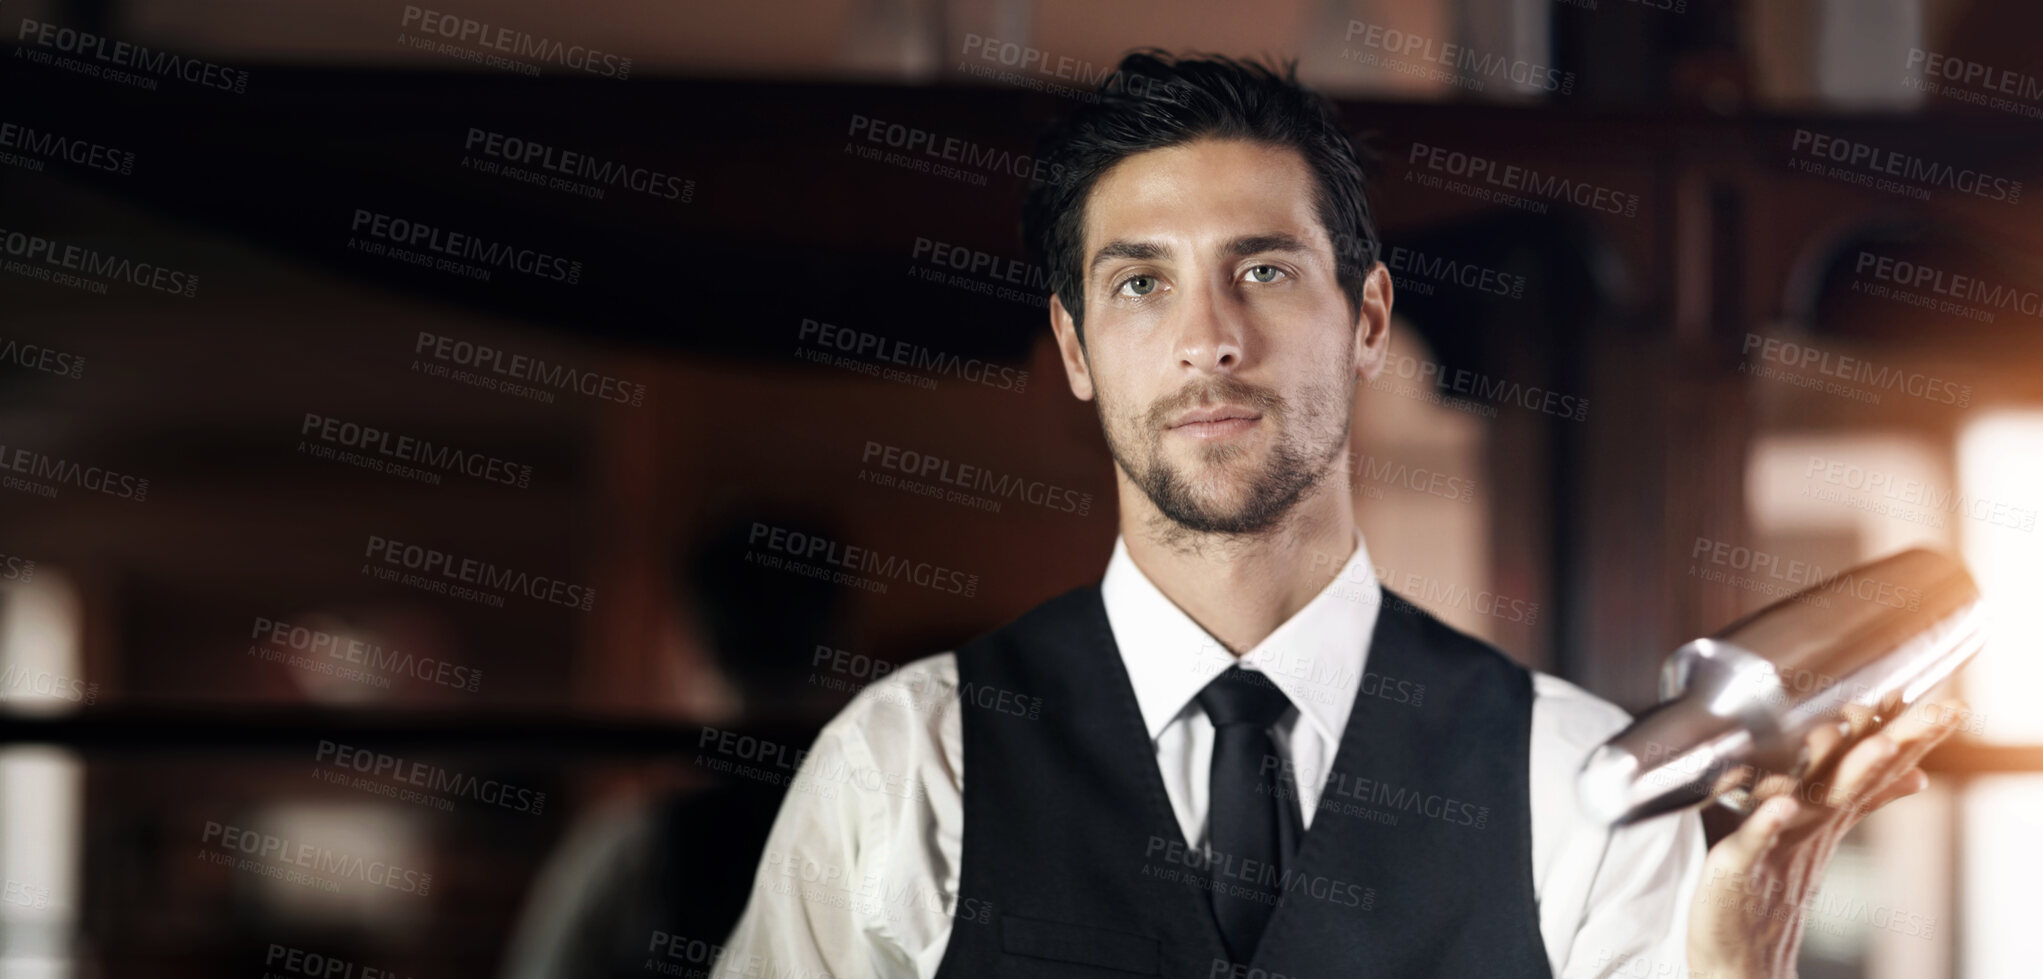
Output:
[
  {"xmin": 250, "ymin": 802, "xmax": 433, "ymax": 937},
  {"xmin": 1956, "ymin": 411, "xmax": 2043, "ymax": 979},
  {"xmin": 1956, "ymin": 411, "xmax": 2043, "ymax": 743}
]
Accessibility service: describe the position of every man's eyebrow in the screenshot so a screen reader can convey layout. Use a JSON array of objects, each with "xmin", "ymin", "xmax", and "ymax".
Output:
[
  {"xmin": 1088, "ymin": 239, "xmax": 1170, "ymax": 279},
  {"xmin": 1226, "ymin": 232, "xmax": 1313, "ymax": 258},
  {"xmin": 1086, "ymin": 233, "xmax": 1316, "ymax": 280}
]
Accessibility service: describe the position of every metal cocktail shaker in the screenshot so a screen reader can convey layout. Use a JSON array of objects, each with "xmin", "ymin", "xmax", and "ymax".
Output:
[{"xmin": 1577, "ymin": 548, "xmax": 1988, "ymax": 826}]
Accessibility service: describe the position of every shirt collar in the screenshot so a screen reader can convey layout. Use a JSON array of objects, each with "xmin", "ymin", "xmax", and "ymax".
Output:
[{"xmin": 1098, "ymin": 528, "xmax": 1381, "ymax": 748}]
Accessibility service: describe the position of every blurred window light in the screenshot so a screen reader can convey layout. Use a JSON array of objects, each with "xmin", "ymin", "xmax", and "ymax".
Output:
[
  {"xmin": 1816, "ymin": 0, "xmax": 1924, "ymax": 109},
  {"xmin": 1960, "ymin": 775, "xmax": 2043, "ymax": 979},
  {"xmin": 1955, "ymin": 411, "xmax": 2043, "ymax": 979},
  {"xmin": 0, "ymin": 570, "xmax": 86, "ymax": 979},
  {"xmin": 1745, "ymin": 433, "xmax": 1952, "ymax": 558},
  {"xmin": 1955, "ymin": 411, "xmax": 2043, "ymax": 743},
  {"xmin": 1749, "ymin": 0, "xmax": 1926, "ymax": 110},
  {"xmin": 243, "ymin": 803, "xmax": 433, "ymax": 938}
]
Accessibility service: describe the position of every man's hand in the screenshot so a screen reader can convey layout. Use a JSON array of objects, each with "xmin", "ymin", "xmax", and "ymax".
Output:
[{"xmin": 1685, "ymin": 697, "xmax": 1966, "ymax": 979}]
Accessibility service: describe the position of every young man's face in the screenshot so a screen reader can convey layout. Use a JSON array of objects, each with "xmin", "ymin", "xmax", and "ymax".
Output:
[{"xmin": 1050, "ymin": 137, "xmax": 1393, "ymax": 535}]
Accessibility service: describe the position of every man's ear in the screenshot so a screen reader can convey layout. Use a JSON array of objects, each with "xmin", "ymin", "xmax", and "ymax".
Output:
[
  {"xmin": 1050, "ymin": 292, "xmax": 1096, "ymax": 401},
  {"xmin": 1354, "ymin": 262, "xmax": 1395, "ymax": 383}
]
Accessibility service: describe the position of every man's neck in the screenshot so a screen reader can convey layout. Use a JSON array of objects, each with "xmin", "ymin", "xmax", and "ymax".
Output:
[{"xmin": 1118, "ymin": 475, "xmax": 1357, "ymax": 656}]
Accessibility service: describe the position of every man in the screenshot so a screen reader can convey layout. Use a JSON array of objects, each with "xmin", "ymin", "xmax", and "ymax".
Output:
[{"xmin": 713, "ymin": 50, "xmax": 1954, "ymax": 979}]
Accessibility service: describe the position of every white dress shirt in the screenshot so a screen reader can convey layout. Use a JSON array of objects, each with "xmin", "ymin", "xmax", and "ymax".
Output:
[{"xmin": 714, "ymin": 532, "xmax": 1707, "ymax": 979}]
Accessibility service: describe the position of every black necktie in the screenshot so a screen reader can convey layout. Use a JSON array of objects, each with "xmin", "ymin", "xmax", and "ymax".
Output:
[{"xmin": 1196, "ymin": 665, "xmax": 1299, "ymax": 961}]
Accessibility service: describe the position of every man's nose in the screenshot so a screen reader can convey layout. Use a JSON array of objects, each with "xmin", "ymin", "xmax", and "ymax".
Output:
[{"xmin": 1174, "ymin": 275, "xmax": 1247, "ymax": 373}]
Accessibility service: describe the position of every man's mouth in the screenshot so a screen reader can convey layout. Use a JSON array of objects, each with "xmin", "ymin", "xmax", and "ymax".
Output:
[{"xmin": 1166, "ymin": 405, "xmax": 1264, "ymax": 440}]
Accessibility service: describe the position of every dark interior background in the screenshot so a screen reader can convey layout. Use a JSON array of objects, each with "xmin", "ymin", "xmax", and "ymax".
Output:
[{"xmin": 3, "ymin": 0, "xmax": 2041, "ymax": 976}]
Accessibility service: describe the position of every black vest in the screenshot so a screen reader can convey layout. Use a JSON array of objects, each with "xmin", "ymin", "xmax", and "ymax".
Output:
[{"xmin": 933, "ymin": 582, "xmax": 1554, "ymax": 979}]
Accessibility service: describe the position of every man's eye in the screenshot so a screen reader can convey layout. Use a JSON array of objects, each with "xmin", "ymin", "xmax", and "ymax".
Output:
[
  {"xmin": 1118, "ymin": 275, "xmax": 1158, "ymax": 297},
  {"xmin": 1246, "ymin": 265, "xmax": 1286, "ymax": 284}
]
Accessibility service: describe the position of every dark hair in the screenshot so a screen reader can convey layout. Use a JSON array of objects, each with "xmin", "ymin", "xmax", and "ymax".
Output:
[{"xmin": 1021, "ymin": 49, "xmax": 1380, "ymax": 344}]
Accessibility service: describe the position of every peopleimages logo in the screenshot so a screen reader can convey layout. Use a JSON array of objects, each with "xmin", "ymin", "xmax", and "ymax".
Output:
[
  {"xmin": 1803, "ymin": 456, "xmax": 2036, "ymax": 532},
  {"xmin": 1902, "ymin": 48, "xmax": 2043, "ymax": 124},
  {"xmin": 314, "ymin": 740, "xmax": 545, "ymax": 815},
  {"xmin": 1703, "ymin": 866, "xmax": 1938, "ymax": 940},
  {"xmin": 0, "ymin": 442, "xmax": 149, "ymax": 501},
  {"xmin": 809, "ymin": 644, "xmax": 1045, "ymax": 719},
  {"xmin": 759, "ymin": 848, "xmax": 991, "ymax": 926},
  {"xmin": 907, "ymin": 237, "xmax": 1066, "ymax": 310},
  {"xmin": 1740, "ymin": 334, "xmax": 1972, "ymax": 407},
  {"xmin": 1143, "ymin": 835, "xmax": 1374, "ymax": 909},
  {"xmin": 348, "ymin": 209, "xmax": 582, "ymax": 283},
  {"xmin": 1268, "ymin": 756, "xmax": 1491, "ymax": 829},
  {"xmin": 647, "ymin": 931, "xmax": 733, "ymax": 978},
  {"xmin": 14, "ymin": 17, "xmax": 251, "ymax": 92},
  {"xmin": 0, "ymin": 664, "xmax": 95, "ymax": 704},
  {"xmin": 264, "ymin": 944, "xmax": 413, "ymax": 979},
  {"xmin": 0, "ymin": 226, "xmax": 198, "ymax": 297},
  {"xmin": 0, "ymin": 337, "xmax": 85, "ymax": 380},
  {"xmin": 796, "ymin": 317, "xmax": 1029, "ymax": 393},
  {"xmin": 1337, "ymin": 448, "xmax": 1477, "ymax": 503},
  {"xmin": 957, "ymin": 33, "xmax": 1189, "ymax": 105},
  {"xmin": 1369, "ymin": 565, "xmax": 1540, "ymax": 624},
  {"xmin": 200, "ymin": 821, "xmax": 431, "ymax": 895},
  {"xmin": 847, "ymin": 114, "xmax": 1068, "ymax": 186},
  {"xmin": 1689, "ymin": 536, "xmax": 1924, "ymax": 610},
  {"xmin": 1384, "ymin": 244, "xmax": 1526, "ymax": 299},
  {"xmin": 362, "ymin": 534, "xmax": 596, "ymax": 611},
  {"xmin": 1, "ymin": 879, "xmax": 48, "ymax": 911},
  {"xmin": 1407, "ymin": 142, "xmax": 1639, "ymax": 217},
  {"xmin": 398, "ymin": 6, "xmax": 630, "ymax": 78},
  {"xmin": 461, "ymin": 128, "xmax": 688, "ymax": 200},
  {"xmin": 912, "ymin": 236, "xmax": 1068, "ymax": 292},
  {"xmin": 1344, "ymin": 20, "xmax": 1574, "ymax": 93},
  {"xmin": 697, "ymin": 727, "xmax": 933, "ymax": 806},
  {"xmin": 1375, "ymin": 350, "xmax": 1588, "ymax": 422},
  {"xmin": 747, "ymin": 522, "xmax": 979, "ymax": 597},
  {"xmin": 1788, "ymin": 129, "xmax": 2022, "ymax": 203},
  {"xmin": 0, "ymin": 120, "xmax": 134, "ymax": 175},
  {"xmin": 412, "ymin": 331, "xmax": 648, "ymax": 406},
  {"xmin": 1906, "ymin": 48, "xmax": 2043, "ymax": 102},
  {"xmin": 251, "ymin": 616, "xmax": 483, "ymax": 693},
  {"xmin": 300, "ymin": 412, "xmax": 533, "ymax": 488},
  {"xmin": 1854, "ymin": 251, "xmax": 2043, "ymax": 320},
  {"xmin": 860, "ymin": 440, "xmax": 1091, "ymax": 515}
]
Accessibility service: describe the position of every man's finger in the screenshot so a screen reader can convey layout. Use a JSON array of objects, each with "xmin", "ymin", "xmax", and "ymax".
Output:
[
  {"xmin": 1858, "ymin": 767, "xmax": 1931, "ymax": 815},
  {"xmin": 1749, "ymin": 718, "xmax": 1852, "ymax": 807},
  {"xmin": 1707, "ymin": 795, "xmax": 1798, "ymax": 876},
  {"xmin": 1841, "ymin": 700, "xmax": 1963, "ymax": 813},
  {"xmin": 1830, "ymin": 726, "xmax": 1945, "ymax": 824},
  {"xmin": 1837, "ymin": 700, "xmax": 1882, "ymax": 743},
  {"xmin": 1896, "ymin": 698, "xmax": 1975, "ymax": 741},
  {"xmin": 1884, "ymin": 698, "xmax": 1968, "ymax": 757},
  {"xmin": 1800, "ymin": 697, "xmax": 1964, "ymax": 817}
]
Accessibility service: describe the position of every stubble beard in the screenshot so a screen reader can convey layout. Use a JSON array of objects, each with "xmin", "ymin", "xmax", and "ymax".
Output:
[{"xmin": 1096, "ymin": 362, "xmax": 1353, "ymax": 544}]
